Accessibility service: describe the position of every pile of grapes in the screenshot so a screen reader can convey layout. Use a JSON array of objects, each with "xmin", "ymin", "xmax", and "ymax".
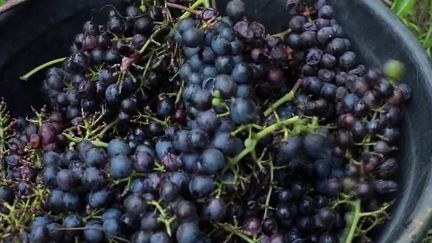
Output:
[{"xmin": 0, "ymin": 0, "xmax": 411, "ymax": 242}]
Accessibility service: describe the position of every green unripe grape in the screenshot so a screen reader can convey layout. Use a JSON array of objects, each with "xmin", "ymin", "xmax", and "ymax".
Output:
[{"xmin": 384, "ymin": 59, "xmax": 405, "ymax": 80}]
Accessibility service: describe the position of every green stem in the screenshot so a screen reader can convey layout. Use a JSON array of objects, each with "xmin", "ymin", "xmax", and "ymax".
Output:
[
  {"xmin": 148, "ymin": 200, "xmax": 173, "ymax": 236},
  {"xmin": 256, "ymin": 116, "xmax": 301, "ymax": 140},
  {"xmin": 264, "ymin": 91, "xmax": 294, "ymax": 117},
  {"xmin": 63, "ymin": 133, "xmax": 108, "ymax": 148},
  {"xmin": 179, "ymin": 0, "xmax": 210, "ymax": 19},
  {"xmin": 20, "ymin": 57, "xmax": 67, "ymax": 81},
  {"xmin": 166, "ymin": 2, "xmax": 200, "ymax": 15},
  {"xmin": 139, "ymin": 27, "xmax": 167, "ymax": 54},
  {"xmin": 175, "ymin": 81, "xmax": 184, "ymax": 105},
  {"xmin": 271, "ymin": 28, "xmax": 291, "ymax": 39},
  {"xmin": 215, "ymin": 223, "xmax": 257, "ymax": 243},
  {"xmin": 97, "ymin": 120, "xmax": 119, "ymax": 139},
  {"xmin": 264, "ymin": 79, "xmax": 302, "ymax": 117},
  {"xmin": 263, "ymin": 159, "xmax": 274, "ymax": 219},
  {"xmin": 228, "ymin": 116, "xmax": 302, "ymax": 167},
  {"xmin": 344, "ymin": 199, "xmax": 361, "ymax": 243}
]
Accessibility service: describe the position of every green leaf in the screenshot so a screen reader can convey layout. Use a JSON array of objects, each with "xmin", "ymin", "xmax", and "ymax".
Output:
[
  {"xmin": 0, "ymin": 0, "xmax": 5, "ymax": 5},
  {"xmin": 391, "ymin": 0, "xmax": 417, "ymax": 17}
]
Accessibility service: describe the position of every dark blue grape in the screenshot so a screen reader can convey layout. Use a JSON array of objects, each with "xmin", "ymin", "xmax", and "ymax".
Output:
[
  {"xmin": 214, "ymin": 74, "xmax": 237, "ymax": 98},
  {"xmin": 200, "ymin": 65, "xmax": 218, "ymax": 80},
  {"xmin": 226, "ymin": 0, "xmax": 246, "ymax": 20},
  {"xmin": 160, "ymin": 181, "xmax": 180, "ymax": 202},
  {"xmin": 46, "ymin": 222, "xmax": 63, "ymax": 241},
  {"xmin": 200, "ymin": 148, "xmax": 226, "ymax": 174},
  {"xmin": 155, "ymin": 140, "xmax": 174, "ymax": 161},
  {"xmin": 211, "ymin": 36, "xmax": 231, "ymax": 55},
  {"xmin": 289, "ymin": 15, "xmax": 306, "ymax": 32},
  {"xmin": 41, "ymin": 166, "xmax": 59, "ymax": 188},
  {"xmin": 314, "ymin": 159, "xmax": 332, "ymax": 179},
  {"xmin": 43, "ymin": 151, "xmax": 63, "ymax": 167},
  {"xmin": 181, "ymin": 152, "xmax": 200, "ymax": 173},
  {"xmin": 231, "ymin": 63, "xmax": 250, "ymax": 83},
  {"xmin": 124, "ymin": 193, "xmax": 147, "ymax": 215},
  {"xmin": 182, "ymin": 28, "xmax": 204, "ymax": 48},
  {"xmin": 63, "ymin": 191, "xmax": 81, "ymax": 212},
  {"xmin": 178, "ymin": 19, "xmax": 196, "ymax": 33},
  {"xmin": 189, "ymin": 129, "xmax": 209, "ymax": 149},
  {"xmin": 187, "ymin": 72, "xmax": 203, "ymax": 85},
  {"xmin": 134, "ymin": 17, "xmax": 154, "ymax": 35},
  {"xmin": 173, "ymin": 131, "xmax": 191, "ymax": 152},
  {"xmin": 339, "ymin": 51, "xmax": 356, "ymax": 69},
  {"xmin": 132, "ymin": 230, "xmax": 152, "ymax": 243},
  {"xmin": 82, "ymin": 167, "xmax": 106, "ymax": 190},
  {"xmin": 110, "ymin": 155, "xmax": 133, "ymax": 179},
  {"xmin": 29, "ymin": 225, "xmax": 49, "ymax": 243},
  {"xmin": 203, "ymin": 198, "xmax": 226, "ymax": 221},
  {"xmin": 150, "ymin": 231, "xmax": 171, "ymax": 243},
  {"xmin": 188, "ymin": 176, "xmax": 215, "ymax": 198},
  {"xmin": 326, "ymin": 38, "xmax": 348, "ymax": 56},
  {"xmin": 169, "ymin": 172, "xmax": 190, "ymax": 193},
  {"xmin": 175, "ymin": 200, "xmax": 198, "ymax": 222},
  {"xmin": 176, "ymin": 222, "xmax": 200, "ymax": 243},
  {"xmin": 63, "ymin": 214, "xmax": 83, "ymax": 236},
  {"xmin": 188, "ymin": 54, "xmax": 204, "ymax": 71},
  {"xmin": 230, "ymin": 98, "xmax": 257, "ymax": 124},
  {"xmin": 132, "ymin": 146, "xmax": 155, "ymax": 173},
  {"xmin": 102, "ymin": 208, "xmax": 123, "ymax": 222},
  {"xmin": 318, "ymin": 5, "xmax": 334, "ymax": 19},
  {"xmin": 196, "ymin": 110, "xmax": 220, "ymax": 132},
  {"xmin": 303, "ymin": 76, "xmax": 324, "ymax": 95},
  {"xmin": 184, "ymin": 47, "xmax": 201, "ymax": 58},
  {"xmin": 84, "ymin": 147, "xmax": 107, "ymax": 167},
  {"xmin": 192, "ymin": 88, "xmax": 212, "ymax": 110},
  {"xmin": 140, "ymin": 212, "xmax": 160, "ymax": 231},
  {"xmin": 56, "ymin": 169, "xmax": 79, "ymax": 191},
  {"xmin": 88, "ymin": 188, "xmax": 112, "ymax": 208},
  {"xmin": 108, "ymin": 138, "xmax": 130, "ymax": 157},
  {"xmin": 103, "ymin": 218, "xmax": 123, "ymax": 237},
  {"xmin": 179, "ymin": 64, "xmax": 193, "ymax": 81},
  {"xmin": 277, "ymin": 136, "xmax": 303, "ymax": 164},
  {"xmin": 84, "ymin": 221, "xmax": 104, "ymax": 243},
  {"xmin": 215, "ymin": 56, "xmax": 234, "ymax": 74}
]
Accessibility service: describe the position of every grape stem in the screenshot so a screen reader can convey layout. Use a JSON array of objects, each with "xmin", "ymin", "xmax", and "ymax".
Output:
[
  {"xmin": 63, "ymin": 133, "xmax": 108, "ymax": 148},
  {"xmin": 179, "ymin": 0, "xmax": 210, "ymax": 19},
  {"xmin": 96, "ymin": 120, "xmax": 119, "ymax": 139},
  {"xmin": 228, "ymin": 116, "xmax": 303, "ymax": 168},
  {"xmin": 0, "ymin": 100, "xmax": 11, "ymax": 178},
  {"xmin": 215, "ymin": 223, "xmax": 258, "ymax": 243},
  {"xmin": 263, "ymin": 79, "xmax": 303, "ymax": 117},
  {"xmin": 139, "ymin": 27, "xmax": 167, "ymax": 54},
  {"xmin": 166, "ymin": 2, "xmax": 200, "ymax": 15},
  {"xmin": 20, "ymin": 57, "xmax": 67, "ymax": 81},
  {"xmin": 263, "ymin": 157, "xmax": 274, "ymax": 219},
  {"xmin": 344, "ymin": 199, "xmax": 361, "ymax": 243},
  {"xmin": 271, "ymin": 28, "xmax": 291, "ymax": 39},
  {"xmin": 148, "ymin": 200, "xmax": 175, "ymax": 237}
]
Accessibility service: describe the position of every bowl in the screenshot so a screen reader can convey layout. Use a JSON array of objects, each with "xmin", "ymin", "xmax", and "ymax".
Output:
[{"xmin": 1, "ymin": 0, "xmax": 432, "ymax": 242}]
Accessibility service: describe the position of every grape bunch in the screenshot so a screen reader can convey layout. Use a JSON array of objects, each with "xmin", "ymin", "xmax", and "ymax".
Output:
[
  {"xmin": 41, "ymin": 4, "xmax": 179, "ymax": 123},
  {"xmin": 0, "ymin": 0, "xmax": 411, "ymax": 242}
]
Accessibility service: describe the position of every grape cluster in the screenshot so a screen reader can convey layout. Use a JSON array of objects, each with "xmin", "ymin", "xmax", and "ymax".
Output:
[
  {"xmin": 0, "ymin": 0, "xmax": 411, "ymax": 242},
  {"xmin": 42, "ymin": 5, "xmax": 177, "ymax": 123}
]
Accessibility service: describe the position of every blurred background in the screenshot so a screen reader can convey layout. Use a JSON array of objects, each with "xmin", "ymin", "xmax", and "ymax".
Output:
[{"xmin": 386, "ymin": 0, "xmax": 432, "ymax": 57}]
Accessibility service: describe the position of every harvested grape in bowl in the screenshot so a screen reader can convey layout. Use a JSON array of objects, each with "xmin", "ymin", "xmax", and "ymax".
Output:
[{"xmin": 0, "ymin": 0, "xmax": 431, "ymax": 242}]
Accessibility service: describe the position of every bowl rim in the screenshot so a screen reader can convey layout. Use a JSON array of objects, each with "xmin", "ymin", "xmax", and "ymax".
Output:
[{"xmin": 356, "ymin": 0, "xmax": 432, "ymax": 242}]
